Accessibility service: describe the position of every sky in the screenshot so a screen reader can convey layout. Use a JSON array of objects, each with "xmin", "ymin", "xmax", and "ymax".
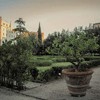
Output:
[{"xmin": 0, "ymin": 0, "xmax": 100, "ymax": 38}]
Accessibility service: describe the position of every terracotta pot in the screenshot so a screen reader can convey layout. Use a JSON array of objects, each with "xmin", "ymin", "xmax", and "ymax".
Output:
[{"xmin": 62, "ymin": 69, "xmax": 93, "ymax": 97}]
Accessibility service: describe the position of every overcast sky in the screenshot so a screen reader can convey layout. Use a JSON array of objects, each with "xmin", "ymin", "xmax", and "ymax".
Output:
[{"xmin": 0, "ymin": 0, "xmax": 100, "ymax": 37}]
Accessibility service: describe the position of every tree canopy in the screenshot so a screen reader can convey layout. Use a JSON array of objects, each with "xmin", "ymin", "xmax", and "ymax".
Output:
[{"xmin": 14, "ymin": 18, "xmax": 27, "ymax": 35}]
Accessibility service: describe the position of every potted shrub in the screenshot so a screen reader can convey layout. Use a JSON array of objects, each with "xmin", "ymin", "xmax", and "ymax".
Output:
[{"xmin": 61, "ymin": 31, "xmax": 99, "ymax": 97}]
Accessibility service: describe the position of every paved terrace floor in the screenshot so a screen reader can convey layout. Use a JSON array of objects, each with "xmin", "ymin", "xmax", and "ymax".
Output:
[{"xmin": 0, "ymin": 67, "xmax": 100, "ymax": 100}]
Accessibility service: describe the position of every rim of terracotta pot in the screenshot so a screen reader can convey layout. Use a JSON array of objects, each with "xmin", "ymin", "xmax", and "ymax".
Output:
[{"xmin": 62, "ymin": 69, "xmax": 94, "ymax": 76}]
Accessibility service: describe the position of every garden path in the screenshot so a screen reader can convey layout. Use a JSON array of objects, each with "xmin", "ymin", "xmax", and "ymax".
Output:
[
  {"xmin": 0, "ymin": 67, "xmax": 100, "ymax": 100},
  {"xmin": 21, "ymin": 66, "xmax": 100, "ymax": 100},
  {"xmin": 22, "ymin": 67, "xmax": 100, "ymax": 100}
]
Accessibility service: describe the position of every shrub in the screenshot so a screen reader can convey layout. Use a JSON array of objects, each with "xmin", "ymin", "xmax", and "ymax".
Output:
[
  {"xmin": 66, "ymin": 57, "xmax": 77, "ymax": 62},
  {"xmin": 31, "ymin": 59, "xmax": 100, "ymax": 83},
  {"xmin": 52, "ymin": 62, "xmax": 72, "ymax": 68},
  {"xmin": 84, "ymin": 56, "xmax": 100, "ymax": 61},
  {"xmin": 64, "ymin": 60, "xmax": 100, "ymax": 71},
  {"xmin": 0, "ymin": 37, "xmax": 33, "ymax": 90},
  {"xmin": 52, "ymin": 67, "xmax": 62, "ymax": 78},
  {"xmin": 52, "ymin": 58, "xmax": 66, "ymax": 62},
  {"xmin": 33, "ymin": 60, "xmax": 53, "ymax": 66},
  {"xmin": 30, "ymin": 67, "xmax": 39, "ymax": 80},
  {"xmin": 37, "ymin": 67, "xmax": 63, "ymax": 82},
  {"xmin": 86, "ymin": 59, "xmax": 100, "ymax": 68},
  {"xmin": 38, "ymin": 69, "xmax": 54, "ymax": 82}
]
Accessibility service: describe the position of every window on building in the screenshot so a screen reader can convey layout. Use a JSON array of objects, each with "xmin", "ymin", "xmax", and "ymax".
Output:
[
  {"xmin": 2, "ymin": 37, "xmax": 6, "ymax": 40},
  {"xmin": 3, "ymin": 23, "xmax": 5, "ymax": 26}
]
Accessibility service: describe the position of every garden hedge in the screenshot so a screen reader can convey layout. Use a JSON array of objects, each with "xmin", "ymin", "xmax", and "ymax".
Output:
[{"xmin": 31, "ymin": 59, "xmax": 100, "ymax": 83}]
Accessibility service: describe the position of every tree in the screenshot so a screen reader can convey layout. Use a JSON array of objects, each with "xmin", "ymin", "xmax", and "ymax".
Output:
[
  {"xmin": 0, "ymin": 36, "xmax": 33, "ymax": 90},
  {"xmin": 47, "ymin": 30, "xmax": 99, "ymax": 71},
  {"xmin": 45, "ymin": 30, "xmax": 69, "ymax": 55},
  {"xmin": 36, "ymin": 22, "xmax": 45, "ymax": 55},
  {"xmin": 85, "ymin": 24, "xmax": 100, "ymax": 54},
  {"xmin": 27, "ymin": 34, "xmax": 38, "ymax": 54},
  {"xmin": 14, "ymin": 18, "xmax": 26, "ymax": 35},
  {"xmin": 38, "ymin": 22, "xmax": 42, "ymax": 45}
]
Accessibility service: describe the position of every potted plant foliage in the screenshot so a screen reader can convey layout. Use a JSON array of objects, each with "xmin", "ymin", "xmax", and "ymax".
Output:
[{"xmin": 61, "ymin": 30, "xmax": 99, "ymax": 97}]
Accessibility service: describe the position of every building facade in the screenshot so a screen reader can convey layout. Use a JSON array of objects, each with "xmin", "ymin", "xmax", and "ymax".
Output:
[
  {"xmin": 93, "ymin": 23, "xmax": 100, "ymax": 29},
  {"xmin": 22, "ymin": 31, "xmax": 44, "ymax": 41},
  {"xmin": 0, "ymin": 17, "xmax": 44, "ymax": 45},
  {"xmin": 0, "ymin": 17, "xmax": 16, "ymax": 45}
]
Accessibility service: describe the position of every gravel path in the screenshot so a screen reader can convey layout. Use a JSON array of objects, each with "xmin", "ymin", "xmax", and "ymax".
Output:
[
  {"xmin": 0, "ymin": 87, "xmax": 38, "ymax": 100},
  {"xmin": 0, "ymin": 67, "xmax": 100, "ymax": 100},
  {"xmin": 21, "ymin": 67, "xmax": 100, "ymax": 100}
]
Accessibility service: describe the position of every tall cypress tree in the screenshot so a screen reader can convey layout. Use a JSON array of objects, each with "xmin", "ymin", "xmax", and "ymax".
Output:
[{"xmin": 38, "ymin": 22, "xmax": 42, "ymax": 45}]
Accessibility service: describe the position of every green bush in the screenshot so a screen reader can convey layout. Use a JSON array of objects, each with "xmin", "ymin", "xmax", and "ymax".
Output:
[
  {"xmin": 66, "ymin": 57, "xmax": 77, "ymax": 62},
  {"xmin": 52, "ymin": 67, "xmax": 62, "ymax": 77},
  {"xmin": 52, "ymin": 58, "xmax": 66, "ymax": 62},
  {"xmin": 37, "ymin": 69, "xmax": 53, "ymax": 82},
  {"xmin": 36, "ymin": 67, "xmax": 63, "ymax": 82},
  {"xmin": 30, "ymin": 67, "xmax": 39, "ymax": 80},
  {"xmin": 0, "ymin": 37, "xmax": 33, "ymax": 90},
  {"xmin": 33, "ymin": 60, "xmax": 53, "ymax": 66},
  {"xmin": 84, "ymin": 56, "xmax": 100, "ymax": 61},
  {"xmin": 86, "ymin": 59, "xmax": 100, "ymax": 68},
  {"xmin": 66, "ymin": 60, "xmax": 100, "ymax": 71},
  {"xmin": 52, "ymin": 62, "xmax": 71, "ymax": 68},
  {"xmin": 31, "ymin": 59, "xmax": 100, "ymax": 83}
]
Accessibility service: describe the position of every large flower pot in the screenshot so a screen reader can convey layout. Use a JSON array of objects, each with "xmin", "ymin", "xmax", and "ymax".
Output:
[{"xmin": 62, "ymin": 69, "xmax": 93, "ymax": 97}]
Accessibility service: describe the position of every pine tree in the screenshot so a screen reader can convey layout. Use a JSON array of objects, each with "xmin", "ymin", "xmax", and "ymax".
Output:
[{"xmin": 14, "ymin": 18, "xmax": 26, "ymax": 35}]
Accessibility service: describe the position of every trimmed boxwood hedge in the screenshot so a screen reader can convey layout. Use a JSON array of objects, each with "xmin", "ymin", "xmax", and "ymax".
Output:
[
  {"xmin": 31, "ymin": 59, "xmax": 100, "ymax": 83},
  {"xmin": 52, "ymin": 58, "xmax": 67, "ymax": 62},
  {"xmin": 82, "ymin": 59, "xmax": 100, "ymax": 68},
  {"xmin": 33, "ymin": 60, "xmax": 53, "ymax": 66},
  {"xmin": 84, "ymin": 56, "xmax": 100, "ymax": 61}
]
